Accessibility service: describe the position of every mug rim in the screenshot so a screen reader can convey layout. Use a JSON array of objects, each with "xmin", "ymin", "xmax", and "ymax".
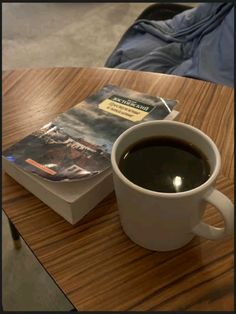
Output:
[{"xmin": 111, "ymin": 120, "xmax": 221, "ymax": 198}]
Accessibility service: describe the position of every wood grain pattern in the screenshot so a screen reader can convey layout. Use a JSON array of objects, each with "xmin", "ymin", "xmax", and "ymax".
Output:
[{"xmin": 2, "ymin": 67, "xmax": 234, "ymax": 311}]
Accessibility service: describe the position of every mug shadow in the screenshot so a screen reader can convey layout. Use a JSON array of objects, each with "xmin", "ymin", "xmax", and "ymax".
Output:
[{"xmin": 151, "ymin": 235, "xmax": 204, "ymax": 271}]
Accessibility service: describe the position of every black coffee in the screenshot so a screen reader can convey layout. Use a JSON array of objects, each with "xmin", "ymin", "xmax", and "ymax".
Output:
[{"xmin": 119, "ymin": 136, "xmax": 211, "ymax": 193}]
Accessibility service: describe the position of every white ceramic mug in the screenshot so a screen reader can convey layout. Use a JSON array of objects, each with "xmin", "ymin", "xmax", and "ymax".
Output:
[{"xmin": 111, "ymin": 121, "xmax": 234, "ymax": 251}]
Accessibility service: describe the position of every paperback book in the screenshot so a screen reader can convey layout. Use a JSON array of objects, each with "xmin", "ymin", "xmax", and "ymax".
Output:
[{"xmin": 3, "ymin": 85, "xmax": 179, "ymax": 224}]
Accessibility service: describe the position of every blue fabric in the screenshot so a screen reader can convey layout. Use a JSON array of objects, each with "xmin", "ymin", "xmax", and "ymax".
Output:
[{"xmin": 105, "ymin": 3, "xmax": 234, "ymax": 87}]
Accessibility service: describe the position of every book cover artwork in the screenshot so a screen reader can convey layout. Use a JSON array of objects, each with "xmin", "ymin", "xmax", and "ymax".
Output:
[{"xmin": 3, "ymin": 85, "xmax": 178, "ymax": 182}]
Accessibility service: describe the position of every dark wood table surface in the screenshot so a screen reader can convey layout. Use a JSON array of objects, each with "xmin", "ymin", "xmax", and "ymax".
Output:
[{"xmin": 2, "ymin": 67, "xmax": 234, "ymax": 311}]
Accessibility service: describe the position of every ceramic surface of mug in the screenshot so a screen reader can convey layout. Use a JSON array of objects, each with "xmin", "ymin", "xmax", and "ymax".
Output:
[{"xmin": 111, "ymin": 121, "xmax": 234, "ymax": 251}]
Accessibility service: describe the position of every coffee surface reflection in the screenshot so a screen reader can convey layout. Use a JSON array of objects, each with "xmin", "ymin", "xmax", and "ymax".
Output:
[{"xmin": 119, "ymin": 136, "xmax": 211, "ymax": 193}]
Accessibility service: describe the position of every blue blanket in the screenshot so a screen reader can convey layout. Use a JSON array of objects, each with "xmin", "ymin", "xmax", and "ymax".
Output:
[{"xmin": 105, "ymin": 3, "xmax": 234, "ymax": 87}]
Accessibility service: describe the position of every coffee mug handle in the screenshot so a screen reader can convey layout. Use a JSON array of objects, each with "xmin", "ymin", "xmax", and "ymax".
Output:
[{"xmin": 192, "ymin": 189, "xmax": 234, "ymax": 240}]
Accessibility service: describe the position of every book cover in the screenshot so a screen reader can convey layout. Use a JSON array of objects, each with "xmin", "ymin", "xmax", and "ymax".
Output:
[{"xmin": 3, "ymin": 85, "xmax": 178, "ymax": 182}]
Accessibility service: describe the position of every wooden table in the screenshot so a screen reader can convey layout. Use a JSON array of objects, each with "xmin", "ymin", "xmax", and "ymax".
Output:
[{"xmin": 2, "ymin": 67, "xmax": 234, "ymax": 311}]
